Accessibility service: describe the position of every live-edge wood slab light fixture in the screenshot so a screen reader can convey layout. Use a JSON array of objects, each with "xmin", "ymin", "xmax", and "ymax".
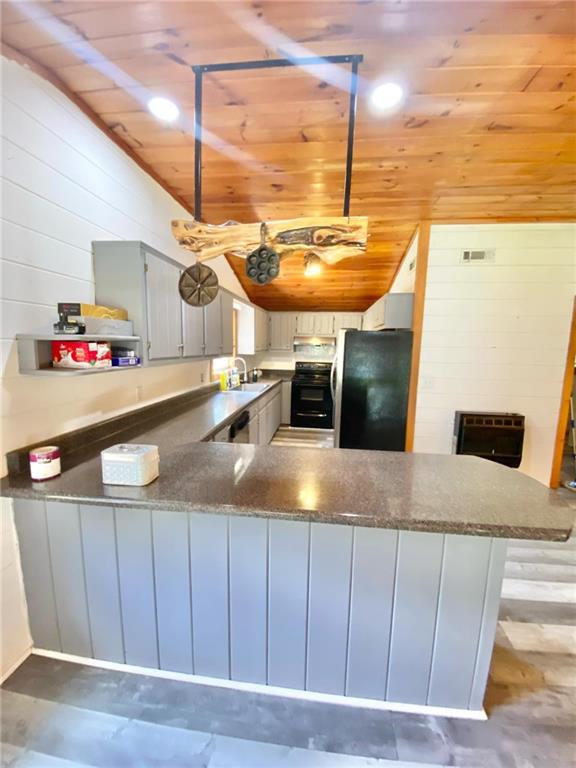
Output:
[{"xmin": 174, "ymin": 54, "xmax": 367, "ymax": 305}]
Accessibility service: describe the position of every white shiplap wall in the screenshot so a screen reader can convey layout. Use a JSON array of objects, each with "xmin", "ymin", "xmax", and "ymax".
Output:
[
  {"xmin": 0, "ymin": 56, "xmax": 248, "ymax": 465},
  {"xmin": 0, "ymin": 56, "xmax": 247, "ymax": 679},
  {"xmin": 414, "ymin": 223, "xmax": 576, "ymax": 486}
]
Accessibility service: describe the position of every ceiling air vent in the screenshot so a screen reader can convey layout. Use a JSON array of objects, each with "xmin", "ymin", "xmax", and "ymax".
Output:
[{"xmin": 460, "ymin": 249, "xmax": 495, "ymax": 264}]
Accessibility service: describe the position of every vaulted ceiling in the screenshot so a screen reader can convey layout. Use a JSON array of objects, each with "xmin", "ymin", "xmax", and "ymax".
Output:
[{"xmin": 2, "ymin": 1, "xmax": 575, "ymax": 310}]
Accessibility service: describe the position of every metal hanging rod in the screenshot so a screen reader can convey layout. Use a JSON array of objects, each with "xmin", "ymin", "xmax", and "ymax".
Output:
[{"xmin": 191, "ymin": 54, "xmax": 364, "ymax": 222}]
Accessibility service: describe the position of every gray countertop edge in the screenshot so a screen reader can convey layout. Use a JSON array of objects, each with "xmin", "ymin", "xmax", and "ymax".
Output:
[
  {"xmin": 2, "ymin": 485, "xmax": 570, "ymax": 541},
  {"xmin": 199, "ymin": 379, "xmax": 283, "ymax": 440}
]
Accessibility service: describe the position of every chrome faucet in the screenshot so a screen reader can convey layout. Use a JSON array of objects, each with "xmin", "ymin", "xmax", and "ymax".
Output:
[{"xmin": 233, "ymin": 357, "xmax": 248, "ymax": 383}]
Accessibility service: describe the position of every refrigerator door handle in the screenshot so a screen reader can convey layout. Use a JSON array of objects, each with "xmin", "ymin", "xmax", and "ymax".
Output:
[{"xmin": 330, "ymin": 355, "xmax": 338, "ymax": 401}]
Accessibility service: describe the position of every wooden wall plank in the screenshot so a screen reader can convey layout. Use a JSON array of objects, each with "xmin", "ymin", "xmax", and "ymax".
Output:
[
  {"xmin": 346, "ymin": 528, "xmax": 398, "ymax": 700},
  {"xmin": 469, "ymin": 539, "xmax": 509, "ymax": 711},
  {"xmin": 268, "ymin": 520, "xmax": 309, "ymax": 690},
  {"xmin": 405, "ymin": 221, "xmax": 431, "ymax": 451},
  {"xmin": 386, "ymin": 531, "xmax": 444, "ymax": 705},
  {"xmin": 189, "ymin": 512, "xmax": 230, "ymax": 679},
  {"xmin": 45, "ymin": 502, "xmax": 92, "ymax": 657},
  {"xmin": 152, "ymin": 510, "xmax": 193, "ymax": 674},
  {"xmin": 306, "ymin": 523, "xmax": 353, "ymax": 695},
  {"xmin": 229, "ymin": 516, "xmax": 268, "ymax": 684},
  {"xmin": 80, "ymin": 504, "xmax": 124, "ymax": 663},
  {"xmin": 115, "ymin": 507, "xmax": 159, "ymax": 668},
  {"xmin": 427, "ymin": 535, "xmax": 493, "ymax": 708},
  {"xmin": 12, "ymin": 499, "xmax": 60, "ymax": 651}
]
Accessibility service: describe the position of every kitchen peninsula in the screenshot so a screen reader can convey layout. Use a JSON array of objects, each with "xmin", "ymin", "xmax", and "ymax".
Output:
[{"xmin": 1, "ymin": 382, "xmax": 572, "ymax": 721}]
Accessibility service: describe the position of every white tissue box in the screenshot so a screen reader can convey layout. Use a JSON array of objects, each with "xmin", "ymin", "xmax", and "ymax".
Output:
[{"xmin": 101, "ymin": 444, "xmax": 159, "ymax": 486}]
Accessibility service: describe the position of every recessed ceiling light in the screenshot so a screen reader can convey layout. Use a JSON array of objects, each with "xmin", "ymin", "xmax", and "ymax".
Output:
[
  {"xmin": 370, "ymin": 82, "xmax": 404, "ymax": 111},
  {"xmin": 147, "ymin": 96, "xmax": 180, "ymax": 123}
]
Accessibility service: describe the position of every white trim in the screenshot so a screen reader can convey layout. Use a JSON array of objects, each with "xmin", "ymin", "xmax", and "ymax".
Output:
[
  {"xmin": 1, "ymin": 647, "xmax": 32, "ymax": 684},
  {"xmin": 32, "ymin": 648, "xmax": 487, "ymax": 721}
]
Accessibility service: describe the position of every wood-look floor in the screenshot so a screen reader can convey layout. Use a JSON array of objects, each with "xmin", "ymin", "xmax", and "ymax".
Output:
[
  {"xmin": 1, "ymin": 443, "xmax": 575, "ymax": 767},
  {"xmin": 271, "ymin": 426, "xmax": 335, "ymax": 449}
]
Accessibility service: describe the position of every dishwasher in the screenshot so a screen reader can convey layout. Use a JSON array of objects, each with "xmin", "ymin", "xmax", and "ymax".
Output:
[{"xmin": 213, "ymin": 411, "xmax": 251, "ymax": 443}]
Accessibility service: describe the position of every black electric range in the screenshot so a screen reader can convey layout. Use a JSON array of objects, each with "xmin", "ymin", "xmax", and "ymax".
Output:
[{"xmin": 290, "ymin": 361, "xmax": 334, "ymax": 429}]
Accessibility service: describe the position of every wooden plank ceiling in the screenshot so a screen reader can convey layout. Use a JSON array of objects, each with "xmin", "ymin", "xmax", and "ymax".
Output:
[{"xmin": 2, "ymin": 1, "xmax": 575, "ymax": 311}]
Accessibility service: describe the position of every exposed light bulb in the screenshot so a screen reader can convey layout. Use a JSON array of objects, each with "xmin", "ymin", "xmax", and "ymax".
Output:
[
  {"xmin": 147, "ymin": 96, "xmax": 180, "ymax": 123},
  {"xmin": 370, "ymin": 82, "xmax": 404, "ymax": 111},
  {"xmin": 304, "ymin": 253, "xmax": 323, "ymax": 277}
]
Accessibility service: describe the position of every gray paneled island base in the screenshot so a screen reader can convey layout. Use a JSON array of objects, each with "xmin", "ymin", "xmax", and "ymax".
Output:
[{"xmin": 3, "ymin": 435, "xmax": 573, "ymax": 719}]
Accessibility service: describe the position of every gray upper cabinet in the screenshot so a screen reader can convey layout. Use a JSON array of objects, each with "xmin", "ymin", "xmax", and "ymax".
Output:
[
  {"xmin": 144, "ymin": 252, "xmax": 183, "ymax": 360},
  {"xmin": 182, "ymin": 303, "xmax": 205, "ymax": 358},
  {"xmin": 220, "ymin": 291, "xmax": 234, "ymax": 356},
  {"xmin": 204, "ymin": 293, "xmax": 223, "ymax": 356},
  {"xmin": 269, "ymin": 313, "xmax": 296, "ymax": 350},
  {"xmin": 93, "ymin": 241, "xmax": 234, "ymax": 364}
]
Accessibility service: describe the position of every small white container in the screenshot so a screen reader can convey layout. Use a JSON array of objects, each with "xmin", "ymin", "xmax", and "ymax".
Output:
[
  {"xmin": 29, "ymin": 446, "xmax": 61, "ymax": 481},
  {"xmin": 101, "ymin": 444, "xmax": 159, "ymax": 486}
]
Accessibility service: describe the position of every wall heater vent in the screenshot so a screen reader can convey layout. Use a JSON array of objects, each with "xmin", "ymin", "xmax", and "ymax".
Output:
[{"xmin": 461, "ymin": 249, "xmax": 495, "ymax": 264}]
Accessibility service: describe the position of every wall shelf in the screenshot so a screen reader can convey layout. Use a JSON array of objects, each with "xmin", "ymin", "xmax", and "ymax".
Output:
[{"xmin": 16, "ymin": 334, "xmax": 142, "ymax": 376}]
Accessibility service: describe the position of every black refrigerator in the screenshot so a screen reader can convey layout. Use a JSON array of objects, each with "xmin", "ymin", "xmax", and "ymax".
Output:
[{"xmin": 331, "ymin": 329, "xmax": 413, "ymax": 450}]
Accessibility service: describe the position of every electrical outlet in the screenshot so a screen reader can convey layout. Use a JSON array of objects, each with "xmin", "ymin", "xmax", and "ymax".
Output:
[{"xmin": 200, "ymin": 372, "xmax": 205, "ymax": 383}]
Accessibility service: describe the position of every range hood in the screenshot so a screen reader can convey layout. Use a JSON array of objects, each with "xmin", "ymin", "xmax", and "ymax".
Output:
[{"xmin": 293, "ymin": 335, "xmax": 336, "ymax": 348}]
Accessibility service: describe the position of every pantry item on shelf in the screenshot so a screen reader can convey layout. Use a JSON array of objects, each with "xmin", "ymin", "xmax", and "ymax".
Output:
[
  {"xmin": 111, "ymin": 347, "xmax": 139, "ymax": 366},
  {"xmin": 101, "ymin": 444, "xmax": 159, "ymax": 486},
  {"xmin": 29, "ymin": 446, "xmax": 61, "ymax": 481},
  {"xmin": 57, "ymin": 302, "xmax": 128, "ymax": 320},
  {"xmin": 53, "ymin": 302, "xmax": 129, "ymax": 335},
  {"xmin": 52, "ymin": 340, "xmax": 112, "ymax": 369},
  {"xmin": 83, "ymin": 317, "xmax": 134, "ymax": 336}
]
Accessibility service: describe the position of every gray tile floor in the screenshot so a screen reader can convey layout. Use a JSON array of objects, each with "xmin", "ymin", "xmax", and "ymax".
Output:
[{"xmin": 2, "ymin": 488, "xmax": 575, "ymax": 767}]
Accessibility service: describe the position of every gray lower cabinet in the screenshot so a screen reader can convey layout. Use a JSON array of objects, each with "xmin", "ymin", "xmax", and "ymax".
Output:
[
  {"xmin": 259, "ymin": 391, "xmax": 281, "ymax": 444},
  {"xmin": 13, "ymin": 498, "xmax": 508, "ymax": 713},
  {"xmin": 93, "ymin": 240, "xmax": 233, "ymax": 363},
  {"xmin": 249, "ymin": 414, "xmax": 259, "ymax": 444},
  {"xmin": 281, "ymin": 381, "xmax": 291, "ymax": 424}
]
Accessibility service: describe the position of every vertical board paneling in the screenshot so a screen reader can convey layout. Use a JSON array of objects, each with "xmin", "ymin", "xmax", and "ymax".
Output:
[
  {"xmin": 346, "ymin": 528, "xmax": 398, "ymax": 699},
  {"xmin": 268, "ymin": 520, "xmax": 309, "ymax": 689},
  {"xmin": 427, "ymin": 535, "xmax": 493, "ymax": 708},
  {"xmin": 189, "ymin": 512, "xmax": 230, "ymax": 679},
  {"xmin": 229, "ymin": 516, "xmax": 268, "ymax": 683},
  {"xmin": 80, "ymin": 504, "xmax": 124, "ymax": 662},
  {"xmin": 306, "ymin": 523, "xmax": 353, "ymax": 695},
  {"xmin": 45, "ymin": 502, "xmax": 92, "ymax": 657},
  {"xmin": 115, "ymin": 507, "xmax": 158, "ymax": 668},
  {"xmin": 12, "ymin": 499, "xmax": 60, "ymax": 651},
  {"xmin": 152, "ymin": 511, "xmax": 193, "ymax": 673},
  {"xmin": 469, "ymin": 539, "xmax": 508, "ymax": 710},
  {"xmin": 387, "ymin": 531, "xmax": 444, "ymax": 705}
]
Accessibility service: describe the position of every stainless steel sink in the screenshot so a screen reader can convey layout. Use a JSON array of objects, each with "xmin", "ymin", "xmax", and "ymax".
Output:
[{"xmin": 224, "ymin": 382, "xmax": 269, "ymax": 393}]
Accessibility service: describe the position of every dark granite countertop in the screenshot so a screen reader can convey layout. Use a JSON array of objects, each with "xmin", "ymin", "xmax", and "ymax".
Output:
[{"xmin": 2, "ymin": 431, "xmax": 573, "ymax": 540}]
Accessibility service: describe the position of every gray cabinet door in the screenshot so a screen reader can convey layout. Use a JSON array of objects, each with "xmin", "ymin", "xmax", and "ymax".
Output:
[
  {"xmin": 296, "ymin": 313, "xmax": 315, "ymax": 335},
  {"xmin": 204, "ymin": 294, "xmax": 223, "ymax": 356},
  {"xmin": 144, "ymin": 252, "xmax": 183, "ymax": 360},
  {"xmin": 221, "ymin": 291, "xmax": 234, "ymax": 356},
  {"xmin": 182, "ymin": 301, "xmax": 205, "ymax": 357},
  {"xmin": 383, "ymin": 293, "xmax": 414, "ymax": 329},
  {"xmin": 281, "ymin": 381, "xmax": 291, "ymax": 424},
  {"xmin": 269, "ymin": 313, "xmax": 295, "ymax": 350}
]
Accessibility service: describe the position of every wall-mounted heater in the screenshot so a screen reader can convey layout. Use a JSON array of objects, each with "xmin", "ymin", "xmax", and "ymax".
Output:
[{"xmin": 453, "ymin": 411, "xmax": 525, "ymax": 468}]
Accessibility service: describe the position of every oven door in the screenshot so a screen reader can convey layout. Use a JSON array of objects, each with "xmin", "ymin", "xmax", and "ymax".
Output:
[{"xmin": 291, "ymin": 381, "xmax": 333, "ymax": 428}]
